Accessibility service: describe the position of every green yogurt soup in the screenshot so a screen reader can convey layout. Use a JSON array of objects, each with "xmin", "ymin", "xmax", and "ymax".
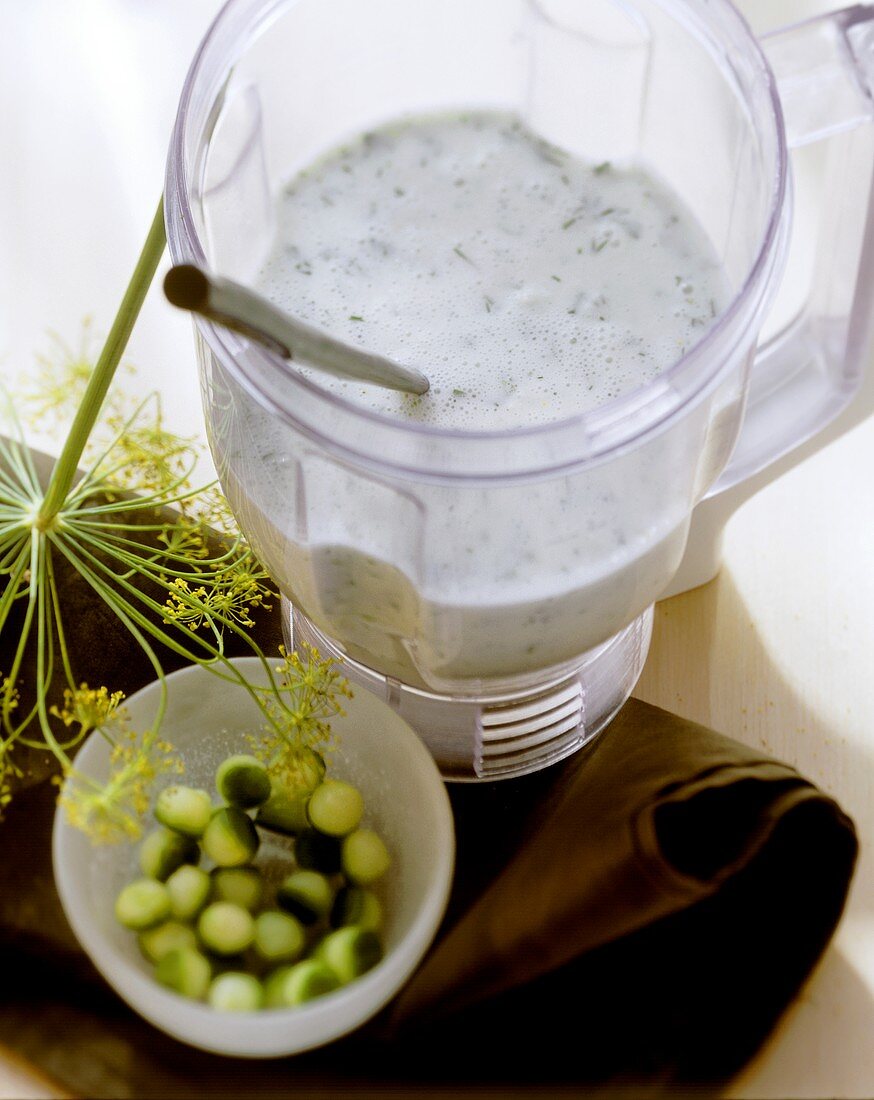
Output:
[
  {"xmin": 214, "ymin": 111, "xmax": 732, "ymax": 689},
  {"xmin": 256, "ymin": 110, "xmax": 727, "ymax": 428}
]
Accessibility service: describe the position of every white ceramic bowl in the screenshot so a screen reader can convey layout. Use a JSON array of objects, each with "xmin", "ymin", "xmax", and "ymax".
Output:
[{"xmin": 52, "ymin": 657, "xmax": 455, "ymax": 1058}]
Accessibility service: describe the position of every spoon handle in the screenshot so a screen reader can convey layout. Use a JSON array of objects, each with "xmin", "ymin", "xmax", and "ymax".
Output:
[{"xmin": 163, "ymin": 263, "xmax": 430, "ymax": 396}]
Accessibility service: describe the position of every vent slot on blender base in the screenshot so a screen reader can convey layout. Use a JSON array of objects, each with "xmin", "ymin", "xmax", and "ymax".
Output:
[{"xmin": 477, "ymin": 681, "xmax": 586, "ymax": 778}]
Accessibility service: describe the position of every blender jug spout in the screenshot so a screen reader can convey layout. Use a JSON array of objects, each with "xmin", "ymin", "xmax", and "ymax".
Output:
[{"xmin": 666, "ymin": 5, "xmax": 874, "ymax": 598}]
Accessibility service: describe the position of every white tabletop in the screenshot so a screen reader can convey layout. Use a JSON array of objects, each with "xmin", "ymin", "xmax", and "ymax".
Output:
[{"xmin": 1, "ymin": 1, "xmax": 872, "ymax": 1097}]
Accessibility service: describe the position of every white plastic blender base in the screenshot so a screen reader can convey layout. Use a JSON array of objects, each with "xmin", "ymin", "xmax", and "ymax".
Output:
[{"xmin": 284, "ymin": 598, "xmax": 653, "ymax": 781}]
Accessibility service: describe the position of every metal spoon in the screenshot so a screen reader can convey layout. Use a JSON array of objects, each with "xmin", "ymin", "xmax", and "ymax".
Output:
[{"xmin": 163, "ymin": 263, "xmax": 430, "ymax": 396}]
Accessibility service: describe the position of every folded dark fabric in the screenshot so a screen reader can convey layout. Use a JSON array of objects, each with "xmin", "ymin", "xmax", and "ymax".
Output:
[
  {"xmin": 0, "ymin": 450, "xmax": 858, "ymax": 1097},
  {"xmin": 375, "ymin": 703, "xmax": 858, "ymax": 1088}
]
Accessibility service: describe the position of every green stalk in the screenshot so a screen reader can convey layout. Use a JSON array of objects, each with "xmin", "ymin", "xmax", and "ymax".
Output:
[{"xmin": 37, "ymin": 198, "xmax": 167, "ymax": 526}]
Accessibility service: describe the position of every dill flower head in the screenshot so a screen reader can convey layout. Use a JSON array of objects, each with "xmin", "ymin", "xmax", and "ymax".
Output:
[
  {"xmin": 162, "ymin": 554, "xmax": 275, "ymax": 634},
  {"xmin": 57, "ymin": 732, "xmax": 182, "ymax": 844},
  {"xmin": 157, "ymin": 514, "xmax": 210, "ymax": 561},
  {"xmin": 105, "ymin": 415, "xmax": 199, "ymax": 496},
  {"xmin": 25, "ymin": 320, "xmax": 106, "ymax": 421},
  {"xmin": 1, "ymin": 674, "xmax": 20, "ymax": 717},
  {"xmin": 0, "ymin": 221, "xmax": 349, "ymax": 843},
  {"xmin": 251, "ymin": 644, "xmax": 353, "ymax": 774},
  {"xmin": 0, "ymin": 746, "xmax": 22, "ymax": 819},
  {"xmin": 51, "ymin": 684, "xmax": 126, "ymax": 733}
]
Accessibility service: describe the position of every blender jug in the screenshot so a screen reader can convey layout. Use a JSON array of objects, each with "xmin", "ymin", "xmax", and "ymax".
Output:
[{"xmin": 165, "ymin": 0, "xmax": 874, "ymax": 780}]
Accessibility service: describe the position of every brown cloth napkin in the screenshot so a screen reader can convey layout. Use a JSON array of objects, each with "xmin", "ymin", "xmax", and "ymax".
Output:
[{"xmin": 0, "ymin": 451, "xmax": 858, "ymax": 1098}]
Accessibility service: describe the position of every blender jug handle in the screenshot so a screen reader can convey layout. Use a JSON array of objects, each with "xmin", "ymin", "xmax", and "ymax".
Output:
[{"xmin": 665, "ymin": 5, "xmax": 874, "ymax": 598}]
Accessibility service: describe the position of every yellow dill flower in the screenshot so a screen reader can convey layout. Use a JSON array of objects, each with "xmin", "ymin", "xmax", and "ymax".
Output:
[
  {"xmin": 276, "ymin": 644, "xmax": 353, "ymax": 708},
  {"xmin": 58, "ymin": 733, "xmax": 180, "ymax": 843},
  {"xmin": 0, "ymin": 746, "xmax": 22, "ymax": 819},
  {"xmin": 157, "ymin": 515, "xmax": 210, "ymax": 561},
  {"xmin": 163, "ymin": 560, "xmax": 274, "ymax": 632},
  {"xmin": 252, "ymin": 644, "xmax": 352, "ymax": 771},
  {"xmin": 50, "ymin": 684, "xmax": 126, "ymax": 734},
  {"xmin": 103, "ymin": 416, "xmax": 199, "ymax": 495},
  {"xmin": 162, "ymin": 577, "xmax": 210, "ymax": 631},
  {"xmin": 218, "ymin": 552, "xmax": 276, "ymax": 610},
  {"xmin": 1, "ymin": 675, "xmax": 20, "ymax": 716},
  {"xmin": 23, "ymin": 320, "xmax": 134, "ymax": 428},
  {"xmin": 190, "ymin": 484, "xmax": 240, "ymax": 540}
]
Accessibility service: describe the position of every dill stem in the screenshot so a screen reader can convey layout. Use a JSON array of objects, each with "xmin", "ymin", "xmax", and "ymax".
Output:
[
  {"xmin": 34, "ymin": 537, "xmax": 73, "ymax": 771},
  {"xmin": 37, "ymin": 198, "xmax": 167, "ymax": 526}
]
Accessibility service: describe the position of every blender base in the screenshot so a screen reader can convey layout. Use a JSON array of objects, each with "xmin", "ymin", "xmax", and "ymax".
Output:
[{"xmin": 284, "ymin": 600, "xmax": 653, "ymax": 781}]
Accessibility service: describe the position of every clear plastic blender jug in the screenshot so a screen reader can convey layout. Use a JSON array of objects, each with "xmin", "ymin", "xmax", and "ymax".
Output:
[{"xmin": 165, "ymin": 0, "xmax": 874, "ymax": 779}]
